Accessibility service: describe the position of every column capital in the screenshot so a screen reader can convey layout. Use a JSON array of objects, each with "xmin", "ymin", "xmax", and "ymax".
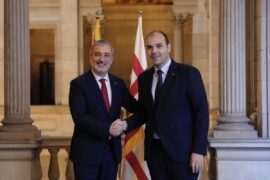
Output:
[{"xmin": 173, "ymin": 12, "xmax": 192, "ymax": 25}]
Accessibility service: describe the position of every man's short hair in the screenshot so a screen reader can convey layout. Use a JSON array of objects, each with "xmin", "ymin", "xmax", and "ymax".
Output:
[
  {"xmin": 145, "ymin": 30, "xmax": 170, "ymax": 45},
  {"xmin": 90, "ymin": 39, "xmax": 114, "ymax": 55}
]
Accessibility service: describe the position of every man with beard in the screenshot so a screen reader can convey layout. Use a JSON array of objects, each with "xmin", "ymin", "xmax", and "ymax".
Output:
[{"xmin": 69, "ymin": 39, "xmax": 137, "ymax": 180}]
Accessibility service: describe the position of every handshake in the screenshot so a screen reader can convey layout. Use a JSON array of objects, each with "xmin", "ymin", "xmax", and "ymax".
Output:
[{"xmin": 109, "ymin": 119, "xmax": 128, "ymax": 137}]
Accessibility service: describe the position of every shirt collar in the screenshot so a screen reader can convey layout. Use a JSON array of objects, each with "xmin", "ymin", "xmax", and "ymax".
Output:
[
  {"xmin": 91, "ymin": 69, "xmax": 110, "ymax": 82},
  {"xmin": 154, "ymin": 58, "xmax": 171, "ymax": 75}
]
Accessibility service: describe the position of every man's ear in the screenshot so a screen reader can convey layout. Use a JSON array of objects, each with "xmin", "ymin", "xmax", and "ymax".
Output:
[{"xmin": 168, "ymin": 43, "xmax": 171, "ymax": 53}]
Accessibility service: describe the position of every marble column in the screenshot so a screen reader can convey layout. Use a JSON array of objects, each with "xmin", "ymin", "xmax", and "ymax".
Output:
[
  {"xmin": 173, "ymin": 13, "xmax": 189, "ymax": 63},
  {"xmin": 173, "ymin": 13, "xmax": 182, "ymax": 62},
  {"xmin": 256, "ymin": 0, "xmax": 270, "ymax": 138},
  {"xmin": 0, "ymin": 0, "xmax": 40, "ymax": 140},
  {"xmin": 213, "ymin": 0, "xmax": 257, "ymax": 138}
]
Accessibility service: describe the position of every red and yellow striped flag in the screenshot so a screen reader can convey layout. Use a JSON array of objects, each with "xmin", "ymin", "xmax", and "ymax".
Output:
[{"xmin": 121, "ymin": 13, "xmax": 150, "ymax": 180}]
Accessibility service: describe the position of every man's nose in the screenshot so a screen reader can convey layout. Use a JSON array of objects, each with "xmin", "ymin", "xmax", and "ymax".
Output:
[
  {"xmin": 152, "ymin": 47, "xmax": 158, "ymax": 53},
  {"xmin": 99, "ymin": 54, "xmax": 107, "ymax": 60}
]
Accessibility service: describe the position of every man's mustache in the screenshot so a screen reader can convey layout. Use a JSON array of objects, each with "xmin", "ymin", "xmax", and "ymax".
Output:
[{"xmin": 96, "ymin": 61, "xmax": 104, "ymax": 65}]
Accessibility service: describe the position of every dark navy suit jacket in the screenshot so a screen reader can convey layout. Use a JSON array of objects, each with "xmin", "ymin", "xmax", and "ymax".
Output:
[
  {"xmin": 127, "ymin": 60, "xmax": 209, "ymax": 162},
  {"xmin": 69, "ymin": 70, "xmax": 137, "ymax": 165}
]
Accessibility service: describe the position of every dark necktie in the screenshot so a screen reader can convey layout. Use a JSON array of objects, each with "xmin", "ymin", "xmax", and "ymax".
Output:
[
  {"xmin": 155, "ymin": 69, "xmax": 163, "ymax": 102},
  {"xmin": 153, "ymin": 69, "xmax": 163, "ymax": 138},
  {"xmin": 99, "ymin": 79, "xmax": 110, "ymax": 112}
]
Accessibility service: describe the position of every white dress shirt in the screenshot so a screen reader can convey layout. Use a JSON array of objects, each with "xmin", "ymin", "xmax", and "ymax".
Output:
[
  {"xmin": 91, "ymin": 70, "xmax": 112, "ymax": 105},
  {"xmin": 151, "ymin": 58, "xmax": 172, "ymax": 101}
]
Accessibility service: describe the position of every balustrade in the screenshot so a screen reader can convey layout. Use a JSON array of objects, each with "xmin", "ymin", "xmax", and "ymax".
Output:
[
  {"xmin": 34, "ymin": 136, "xmax": 74, "ymax": 180},
  {"xmin": 33, "ymin": 135, "xmax": 213, "ymax": 180}
]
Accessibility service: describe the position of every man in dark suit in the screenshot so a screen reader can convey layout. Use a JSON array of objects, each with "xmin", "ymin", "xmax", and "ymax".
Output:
[
  {"xmin": 69, "ymin": 39, "xmax": 137, "ymax": 180},
  {"xmin": 116, "ymin": 30, "xmax": 209, "ymax": 180}
]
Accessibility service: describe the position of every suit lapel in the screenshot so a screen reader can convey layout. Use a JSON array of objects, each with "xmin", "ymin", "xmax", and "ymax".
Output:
[
  {"xmin": 144, "ymin": 68, "xmax": 155, "ymax": 107},
  {"xmin": 109, "ymin": 75, "xmax": 118, "ymax": 117},
  {"xmin": 158, "ymin": 60, "xmax": 177, "ymax": 103}
]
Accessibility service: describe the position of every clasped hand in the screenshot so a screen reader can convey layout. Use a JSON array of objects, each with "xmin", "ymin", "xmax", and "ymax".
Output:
[{"xmin": 109, "ymin": 119, "xmax": 127, "ymax": 137}]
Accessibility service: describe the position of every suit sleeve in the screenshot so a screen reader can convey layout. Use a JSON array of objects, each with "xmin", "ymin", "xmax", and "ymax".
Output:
[
  {"xmin": 187, "ymin": 68, "xmax": 209, "ymax": 155},
  {"xmin": 119, "ymin": 79, "xmax": 138, "ymax": 113},
  {"xmin": 125, "ymin": 75, "xmax": 146, "ymax": 132},
  {"xmin": 69, "ymin": 80, "xmax": 110, "ymax": 140}
]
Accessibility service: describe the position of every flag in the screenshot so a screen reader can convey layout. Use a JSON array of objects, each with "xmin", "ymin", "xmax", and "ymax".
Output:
[
  {"xmin": 92, "ymin": 17, "xmax": 101, "ymax": 43},
  {"xmin": 120, "ymin": 14, "xmax": 150, "ymax": 180}
]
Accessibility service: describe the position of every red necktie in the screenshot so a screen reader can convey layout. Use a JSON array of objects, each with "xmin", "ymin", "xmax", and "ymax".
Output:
[{"xmin": 99, "ymin": 79, "xmax": 110, "ymax": 112}]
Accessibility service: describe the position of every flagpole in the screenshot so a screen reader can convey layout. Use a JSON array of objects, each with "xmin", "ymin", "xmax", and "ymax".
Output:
[{"xmin": 121, "ymin": 10, "xmax": 149, "ymax": 180}]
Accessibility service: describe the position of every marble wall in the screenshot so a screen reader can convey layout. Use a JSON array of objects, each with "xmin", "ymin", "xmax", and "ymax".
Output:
[{"xmin": 0, "ymin": 0, "xmax": 214, "ymax": 108}]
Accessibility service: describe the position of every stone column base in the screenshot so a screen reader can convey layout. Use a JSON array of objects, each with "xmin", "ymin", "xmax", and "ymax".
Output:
[
  {"xmin": 0, "ymin": 142, "xmax": 39, "ymax": 180},
  {"xmin": 0, "ymin": 125, "xmax": 40, "ymax": 141},
  {"xmin": 209, "ymin": 138, "xmax": 270, "ymax": 180},
  {"xmin": 213, "ymin": 121, "xmax": 258, "ymax": 139},
  {"xmin": 213, "ymin": 129, "xmax": 258, "ymax": 139}
]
